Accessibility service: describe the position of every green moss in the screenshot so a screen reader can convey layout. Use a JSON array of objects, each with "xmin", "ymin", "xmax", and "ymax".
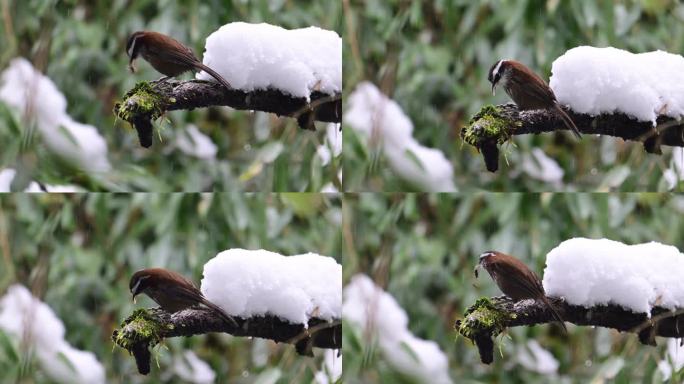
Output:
[
  {"xmin": 112, "ymin": 309, "xmax": 171, "ymax": 351},
  {"xmin": 462, "ymin": 105, "xmax": 518, "ymax": 146},
  {"xmin": 457, "ymin": 297, "xmax": 511, "ymax": 340},
  {"xmin": 113, "ymin": 82, "xmax": 166, "ymax": 123}
]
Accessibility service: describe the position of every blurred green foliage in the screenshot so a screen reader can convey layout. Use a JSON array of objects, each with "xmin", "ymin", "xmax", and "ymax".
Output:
[
  {"xmin": 0, "ymin": 192, "xmax": 342, "ymax": 383},
  {"xmin": 0, "ymin": 0, "xmax": 341, "ymax": 191},
  {"xmin": 343, "ymin": 0, "xmax": 684, "ymax": 191},
  {"xmin": 343, "ymin": 193, "xmax": 684, "ymax": 382}
]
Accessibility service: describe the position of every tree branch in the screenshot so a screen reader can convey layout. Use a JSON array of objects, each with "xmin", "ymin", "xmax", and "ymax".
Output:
[
  {"xmin": 112, "ymin": 308, "xmax": 341, "ymax": 374},
  {"xmin": 113, "ymin": 80, "xmax": 342, "ymax": 148},
  {"xmin": 455, "ymin": 296, "xmax": 684, "ymax": 364},
  {"xmin": 461, "ymin": 104, "xmax": 684, "ymax": 172}
]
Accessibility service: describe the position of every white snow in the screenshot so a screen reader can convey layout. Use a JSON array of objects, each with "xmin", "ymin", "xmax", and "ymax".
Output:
[
  {"xmin": 0, "ymin": 58, "xmax": 111, "ymax": 173},
  {"xmin": 345, "ymin": 82, "xmax": 456, "ymax": 192},
  {"xmin": 0, "ymin": 168, "xmax": 41, "ymax": 192},
  {"xmin": 543, "ymin": 238, "xmax": 684, "ymax": 315},
  {"xmin": 317, "ymin": 123, "xmax": 342, "ymax": 166},
  {"xmin": 251, "ymin": 339, "xmax": 270, "ymax": 367},
  {"xmin": 176, "ymin": 124, "xmax": 218, "ymax": 159},
  {"xmin": 201, "ymin": 249, "xmax": 341, "ymax": 325},
  {"xmin": 521, "ymin": 148, "xmax": 564, "ymax": 184},
  {"xmin": 550, "ymin": 46, "xmax": 684, "ymax": 125},
  {"xmin": 658, "ymin": 338, "xmax": 684, "ymax": 380},
  {"xmin": 320, "ymin": 169, "xmax": 342, "ymax": 193},
  {"xmin": 320, "ymin": 183, "xmax": 339, "ymax": 193},
  {"xmin": 173, "ymin": 350, "xmax": 216, "ymax": 384},
  {"xmin": 197, "ymin": 22, "xmax": 341, "ymax": 100},
  {"xmin": 314, "ymin": 349, "xmax": 342, "ymax": 384},
  {"xmin": 517, "ymin": 340, "xmax": 559, "ymax": 375},
  {"xmin": 0, "ymin": 285, "xmax": 105, "ymax": 384},
  {"xmin": 42, "ymin": 184, "xmax": 81, "ymax": 193},
  {"xmin": 0, "ymin": 168, "xmax": 81, "ymax": 192},
  {"xmin": 38, "ymin": 344, "xmax": 105, "ymax": 384},
  {"xmin": 343, "ymin": 274, "xmax": 452, "ymax": 384},
  {"xmin": 663, "ymin": 147, "xmax": 684, "ymax": 190}
]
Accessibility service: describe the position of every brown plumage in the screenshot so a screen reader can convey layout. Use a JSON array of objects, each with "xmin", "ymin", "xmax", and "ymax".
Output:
[
  {"xmin": 126, "ymin": 31, "xmax": 231, "ymax": 89},
  {"xmin": 130, "ymin": 267, "xmax": 237, "ymax": 327},
  {"xmin": 475, "ymin": 251, "xmax": 567, "ymax": 332},
  {"xmin": 488, "ymin": 59, "xmax": 581, "ymax": 139}
]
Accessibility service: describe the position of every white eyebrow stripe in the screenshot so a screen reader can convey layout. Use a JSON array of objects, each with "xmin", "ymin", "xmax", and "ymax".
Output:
[
  {"xmin": 127, "ymin": 36, "xmax": 138, "ymax": 57},
  {"xmin": 492, "ymin": 60, "xmax": 504, "ymax": 77}
]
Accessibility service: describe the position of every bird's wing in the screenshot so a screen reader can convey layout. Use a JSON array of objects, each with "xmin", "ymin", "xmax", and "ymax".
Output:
[
  {"xmin": 147, "ymin": 39, "xmax": 199, "ymax": 65},
  {"xmin": 489, "ymin": 260, "xmax": 544, "ymax": 299},
  {"xmin": 200, "ymin": 298, "xmax": 238, "ymax": 327},
  {"xmin": 167, "ymin": 281, "xmax": 237, "ymax": 327},
  {"xmin": 514, "ymin": 75, "xmax": 556, "ymax": 103},
  {"xmin": 169, "ymin": 282, "xmax": 206, "ymax": 304}
]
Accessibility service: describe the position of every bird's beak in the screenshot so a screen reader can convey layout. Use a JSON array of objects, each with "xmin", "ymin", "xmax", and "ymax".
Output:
[
  {"xmin": 491, "ymin": 83, "xmax": 496, "ymax": 96},
  {"xmin": 128, "ymin": 59, "xmax": 136, "ymax": 73},
  {"xmin": 474, "ymin": 263, "xmax": 480, "ymax": 278}
]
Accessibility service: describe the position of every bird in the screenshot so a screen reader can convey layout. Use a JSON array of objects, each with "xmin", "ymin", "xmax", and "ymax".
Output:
[
  {"xmin": 126, "ymin": 31, "xmax": 232, "ymax": 89},
  {"xmin": 475, "ymin": 250, "xmax": 567, "ymax": 332},
  {"xmin": 488, "ymin": 59, "xmax": 581, "ymax": 139},
  {"xmin": 129, "ymin": 268, "xmax": 237, "ymax": 327}
]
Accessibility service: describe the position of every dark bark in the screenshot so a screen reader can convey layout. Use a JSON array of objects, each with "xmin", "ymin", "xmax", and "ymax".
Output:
[
  {"xmin": 114, "ymin": 79, "xmax": 342, "ymax": 148},
  {"xmin": 113, "ymin": 307, "xmax": 341, "ymax": 374},
  {"xmin": 455, "ymin": 296, "xmax": 684, "ymax": 364},
  {"xmin": 461, "ymin": 104, "xmax": 684, "ymax": 172}
]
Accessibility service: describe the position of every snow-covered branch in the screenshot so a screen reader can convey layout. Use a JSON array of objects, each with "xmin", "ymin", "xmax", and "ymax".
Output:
[
  {"xmin": 116, "ymin": 22, "xmax": 342, "ymax": 148},
  {"xmin": 460, "ymin": 238, "xmax": 684, "ymax": 364},
  {"xmin": 461, "ymin": 103, "xmax": 684, "ymax": 172},
  {"xmin": 465, "ymin": 46, "xmax": 684, "ymax": 172},
  {"xmin": 114, "ymin": 79, "xmax": 341, "ymax": 147},
  {"xmin": 114, "ymin": 249, "xmax": 342, "ymax": 374},
  {"xmin": 456, "ymin": 295, "xmax": 684, "ymax": 364},
  {"xmin": 113, "ymin": 307, "xmax": 341, "ymax": 374}
]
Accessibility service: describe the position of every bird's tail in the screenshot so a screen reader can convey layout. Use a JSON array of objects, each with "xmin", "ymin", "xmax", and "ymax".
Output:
[
  {"xmin": 202, "ymin": 299, "xmax": 238, "ymax": 328},
  {"xmin": 194, "ymin": 63, "xmax": 232, "ymax": 90},
  {"xmin": 541, "ymin": 295, "xmax": 568, "ymax": 333},
  {"xmin": 554, "ymin": 103, "xmax": 582, "ymax": 139}
]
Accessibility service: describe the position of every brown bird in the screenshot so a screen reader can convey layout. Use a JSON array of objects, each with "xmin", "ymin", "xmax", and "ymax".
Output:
[
  {"xmin": 130, "ymin": 268, "xmax": 237, "ymax": 327},
  {"xmin": 475, "ymin": 251, "xmax": 567, "ymax": 332},
  {"xmin": 488, "ymin": 59, "xmax": 581, "ymax": 139},
  {"xmin": 126, "ymin": 31, "xmax": 232, "ymax": 89}
]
